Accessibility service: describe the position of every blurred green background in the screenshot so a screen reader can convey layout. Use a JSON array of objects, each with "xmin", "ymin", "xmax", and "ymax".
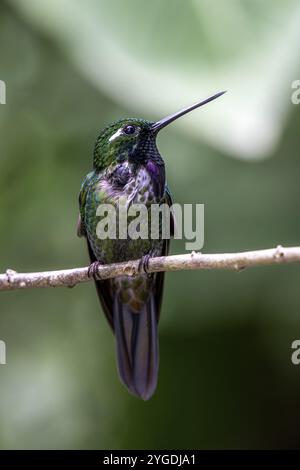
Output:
[{"xmin": 1, "ymin": 0, "xmax": 300, "ymax": 449}]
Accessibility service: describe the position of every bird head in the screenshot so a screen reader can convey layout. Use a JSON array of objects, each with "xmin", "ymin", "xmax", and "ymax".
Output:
[{"xmin": 93, "ymin": 91, "xmax": 226, "ymax": 171}]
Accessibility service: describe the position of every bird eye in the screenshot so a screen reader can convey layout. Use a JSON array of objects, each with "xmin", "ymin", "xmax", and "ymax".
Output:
[{"xmin": 123, "ymin": 125, "xmax": 136, "ymax": 135}]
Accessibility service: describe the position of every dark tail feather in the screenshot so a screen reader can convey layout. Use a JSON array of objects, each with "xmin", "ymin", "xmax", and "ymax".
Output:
[{"xmin": 113, "ymin": 294, "xmax": 159, "ymax": 400}]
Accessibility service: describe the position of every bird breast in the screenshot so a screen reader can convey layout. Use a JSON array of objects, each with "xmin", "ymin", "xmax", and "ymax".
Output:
[{"xmin": 104, "ymin": 162, "xmax": 158, "ymax": 206}]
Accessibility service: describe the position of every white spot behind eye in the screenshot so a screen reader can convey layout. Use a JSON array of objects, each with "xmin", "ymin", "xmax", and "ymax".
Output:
[{"xmin": 109, "ymin": 128, "xmax": 123, "ymax": 142}]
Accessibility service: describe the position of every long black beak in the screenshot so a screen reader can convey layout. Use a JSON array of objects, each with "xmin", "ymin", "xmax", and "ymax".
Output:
[{"xmin": 151, "ymin": 91, "xmax": 226, "ymax": 133}]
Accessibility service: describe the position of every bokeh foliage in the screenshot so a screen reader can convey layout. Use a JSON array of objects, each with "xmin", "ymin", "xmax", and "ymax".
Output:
[{"xmin": 0, "ymin": 0, "xmax": 300, "ymax": 449}]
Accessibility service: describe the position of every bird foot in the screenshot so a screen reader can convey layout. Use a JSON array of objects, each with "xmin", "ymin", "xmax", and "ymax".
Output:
[
  {"xmin": 88, "ymin": 261, "xmax": 102, "ymax": 281},
  {"xmin": 138, "ymin": 254, "xmax": 152, "ymax": 278}
]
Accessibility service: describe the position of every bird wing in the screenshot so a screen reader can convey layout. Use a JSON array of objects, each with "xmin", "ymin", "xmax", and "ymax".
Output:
[
  {"xmin": 77, "ymin": 172, "xmax": 114, "ymax": 330},
  {"xmin": 154, "ymin": 185, "xmax": 174, "ymax": 319}
]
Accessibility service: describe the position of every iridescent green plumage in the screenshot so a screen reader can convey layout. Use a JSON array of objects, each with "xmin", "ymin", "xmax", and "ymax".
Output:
[{"xmin": 79, "ymin": 118, "xmax": 171, "ymax": 399}]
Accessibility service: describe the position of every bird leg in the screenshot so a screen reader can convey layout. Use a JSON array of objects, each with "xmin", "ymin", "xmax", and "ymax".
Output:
[
  {"xmin": 138, "ymin": 254, "xmax": 152, "ymax": 277},
  {"xmin": 88, "ymin": 261, "xmax": 102, "ymax": 281}
]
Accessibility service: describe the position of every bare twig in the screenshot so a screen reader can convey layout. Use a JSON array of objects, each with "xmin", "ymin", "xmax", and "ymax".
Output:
[{"xmin": 0, "ymin": 245, "xmax": 299, "ymax": 292}]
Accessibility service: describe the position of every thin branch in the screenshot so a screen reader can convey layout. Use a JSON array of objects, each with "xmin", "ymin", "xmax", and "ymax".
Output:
[{"xmin": 0, "ymin": 245, "xmax": 300, "ymax": 292}]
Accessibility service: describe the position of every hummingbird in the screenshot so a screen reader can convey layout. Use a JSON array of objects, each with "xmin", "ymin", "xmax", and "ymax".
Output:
[{"xmin": 78, "ymin": 91, "xmax": 226, "ymax": 400}]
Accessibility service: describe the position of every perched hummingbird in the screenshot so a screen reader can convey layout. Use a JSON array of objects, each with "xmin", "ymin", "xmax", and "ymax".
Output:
[{"xmin": 78, "ymin": 91, "xmax": 225, "ymax": 400}]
